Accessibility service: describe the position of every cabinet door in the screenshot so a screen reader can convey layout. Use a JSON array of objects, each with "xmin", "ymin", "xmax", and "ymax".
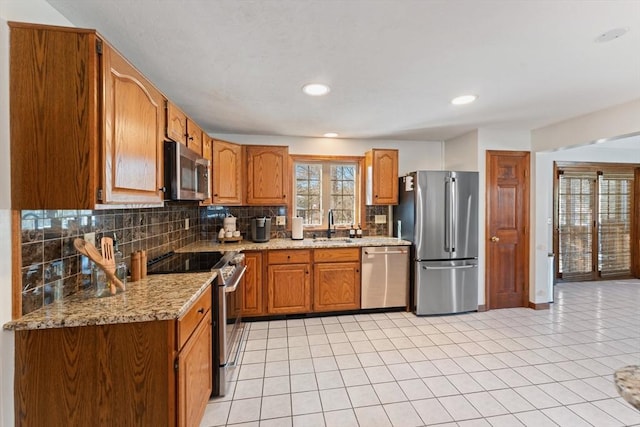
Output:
[
  {"xmin": 102, "ymin": 44, "xmax": 164, "ymax": 204},
  {"xmin": 200, "ymin": 135, "xmax": 213, "ymax": 205},
  {"xmin": 267, "ymin": 264, "xmax": 311, "ymax": 314},
  {"xmin": 212, "ymin": 140, "xmax": 243, "ymax": 205},
  {"xmin": 314, "ymin": 262, "xmax": 361, "ymax": 312},
  {"xmin": 166, "ymin": 101, "xmax": 187, "ymax": 145},
  {"xmin": 187, "ymin": 120, "xmax": 203, "ymax": 155},
  {"xmin": 242, "ymin": 252, "xmax": 264, "ymax": 316},
  {"xmin": 246, "ymin": 145, "xmax": 289, "ymax": 205},
  {"xmin": 177, "ymin": 311, "xmax": 212, "ymax": 427},
  {"xmin": 366, "ymin": 149, "xmax": 398, "ymax": 205}
]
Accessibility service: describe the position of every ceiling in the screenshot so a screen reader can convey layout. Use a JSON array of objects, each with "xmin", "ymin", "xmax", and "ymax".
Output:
[{"xmin": 45, "ymin": 0, "xmax": 640, "ymax": 142}]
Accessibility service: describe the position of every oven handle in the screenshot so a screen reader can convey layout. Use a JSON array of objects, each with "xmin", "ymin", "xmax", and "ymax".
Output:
[{"xmin": 224, "ymin": 265, "xmax": 247, "ymax": 293}]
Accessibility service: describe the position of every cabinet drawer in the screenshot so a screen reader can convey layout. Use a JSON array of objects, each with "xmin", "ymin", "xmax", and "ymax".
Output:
[
  {"xmin": 314, "ymin": 248, "xmax": 360, "ymax": 263},
  {"xmin": 268, "ymin": 250, "xmax": 311, "ymax": 264},
  {"xmin": 177, "ymin": 285, "xmax": 212, "ymax": 350}
]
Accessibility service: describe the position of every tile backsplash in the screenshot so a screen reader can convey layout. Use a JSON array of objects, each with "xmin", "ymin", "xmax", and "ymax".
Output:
[
  {"xmin": 20, "ymin": 202, "xmax": 200, "ymax": 315},
  {"xmin": 20, "ymin": 203, "xmax": 390, "ymax": 315}
]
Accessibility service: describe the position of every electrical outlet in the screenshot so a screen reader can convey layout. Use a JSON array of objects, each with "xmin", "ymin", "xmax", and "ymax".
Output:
[
  {"xmin": 375, "ymin": 215, "xmax": 387, "ymax": 224},
  {"xmin": 275, "ymin": 215, "xmax": 286, "ymax": 226},
  {"xmin": 84, "ymin": 232, "xmax": 96, "ymax": 246},
  {"xmin": 185, "ymin": 218, "xmax": 190, "ymax": 230}
]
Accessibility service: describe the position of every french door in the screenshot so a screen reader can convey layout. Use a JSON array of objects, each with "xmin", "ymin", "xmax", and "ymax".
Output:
[{"xmin": 554, "ymin": 163, "xmax": 637, "ymax": 281}]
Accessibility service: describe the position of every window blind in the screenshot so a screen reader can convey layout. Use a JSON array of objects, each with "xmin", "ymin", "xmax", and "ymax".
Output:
[{"xmin": 598, "ymin": 172, "xmax": 633, "ymax": 277}]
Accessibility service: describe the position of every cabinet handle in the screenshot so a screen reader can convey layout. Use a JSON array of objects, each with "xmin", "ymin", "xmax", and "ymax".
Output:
[
  {"xmin": 159, "ymin": 186, "xmax": 166, "ymax": 192},
  {"xmin": 197, "ymin": 308, "xmax": 205, "ymax": 314},
  {"xmin": 305, "ymin": 270, "xmax": 309, "ymax": 274},
  {"xmin": 287, "ymin": 255, "xmax": 291, "ymax": 259},
  {"xmin": 282, "ymin": 195, "xmax": 286, "ymax": 198},
  {"xmin": 214, "ymin": 193, "xmax": 218, "ymax": 197},
  {"xmin": 356, "ymin": 269, "xmax": 360, "ymax": 273}
]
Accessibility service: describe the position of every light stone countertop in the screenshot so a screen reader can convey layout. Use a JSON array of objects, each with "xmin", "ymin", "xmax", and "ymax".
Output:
[
  {"xmin": 177, "ymin": 236, "xmax": 412, "ymax": 253},
  {"xmin": 4, "ymin": 272, "xmax": 216, "ymax": 331}
]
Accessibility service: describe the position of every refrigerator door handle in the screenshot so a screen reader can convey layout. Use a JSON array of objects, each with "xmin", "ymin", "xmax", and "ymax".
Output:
[
  {"xmin": 422, "ymin": 264, "xmax": 477, "ymax": 270},
  {"xmin": 444, "ymin": 178, "xmax": 451, "ymax": 252},
  {"xmin": 451, "ymin": 177, "xmax": 456, "ymax": 253}
]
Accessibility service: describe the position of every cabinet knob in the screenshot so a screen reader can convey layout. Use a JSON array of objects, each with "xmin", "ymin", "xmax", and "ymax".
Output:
[
  {"xmin": 282, "ymin": 195, "xmax": 286, "ymax": 198},
  {"xmin": 197, "ymin": 308, "xmax": 205, "ymax": 314},
  {"xmin": 305, "ymin": 270, "xmax": 309, "ymax": 274},
  {"xmin": 490, "ymin": 236, "xmax": 500, "ymax": 242},
  {"xmin": 213, "ymin": 193, "xmax": 218, "ymax": 197},
  {"xmin": 159, "ymin": 186, "xmax": 166, "ymax": 192}
]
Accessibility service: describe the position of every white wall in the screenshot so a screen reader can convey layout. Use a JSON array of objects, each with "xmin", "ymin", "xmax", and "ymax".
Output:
[
  {"xmin": 0, "ymin": 2, "xmax": 72, "ymax": 426},
  {"xmin": 211, "ymin": 133, "xmax": 444, "ymax": 175},
  {"xmin": 531, "ymin": 99, "xmax": 640, "ymax": 152},
  {"xmin": 444, "ymin": 130, "xmax": 478, "ymax": 171}
]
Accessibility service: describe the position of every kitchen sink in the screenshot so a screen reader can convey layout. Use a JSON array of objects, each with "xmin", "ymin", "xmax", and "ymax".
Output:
[{"xmin": 311, "ymin": 237, "xmax": 353, "ymax": 243}]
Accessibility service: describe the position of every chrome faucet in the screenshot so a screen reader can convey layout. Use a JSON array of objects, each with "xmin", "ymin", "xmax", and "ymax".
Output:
[{"xmin": 327, "ymin": 209, "xmax": 336, "ymax": 239}]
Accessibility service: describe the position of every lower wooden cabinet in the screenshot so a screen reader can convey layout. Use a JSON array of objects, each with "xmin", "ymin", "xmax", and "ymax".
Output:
[
  {"xmin": 241, "ymin": 251, "xmax": 264, "ymax": 316},
  {"xmin": 177, "ymin": 310, "xmax": 212, "ymax": 427},
  {"xmin": 314, "ymin": 262, "xmax": 361, "ymax": 312},
  {"xmin": 14, "ymin": 285, "xmax": 213, "ymax": 427},
  {"xmin": 267, "ymin": 263, "xmax": 312, "ymax": 314}
]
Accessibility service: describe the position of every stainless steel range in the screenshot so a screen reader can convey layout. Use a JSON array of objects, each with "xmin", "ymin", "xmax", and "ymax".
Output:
[{"xmin": 147, "ymin": 250, "xmax": 246, "ymax": 397}]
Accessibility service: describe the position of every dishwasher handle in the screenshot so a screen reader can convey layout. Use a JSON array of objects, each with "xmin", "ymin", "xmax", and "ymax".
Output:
[
  {"xmin": 422, "ymin": 264, "xmax": 477, "ymax": 270},
  {"xmin": 364, "ymin": 250, "xmax": 407, "ymax": 255}
]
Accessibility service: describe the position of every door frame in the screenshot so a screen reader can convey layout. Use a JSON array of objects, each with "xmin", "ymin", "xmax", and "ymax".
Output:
[{"xmin": 484, "ymin": 150, "xmax": 531, "ymax": 310}]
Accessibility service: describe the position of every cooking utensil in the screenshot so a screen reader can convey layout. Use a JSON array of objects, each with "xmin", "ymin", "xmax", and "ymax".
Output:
[
  {"xmin": 74, "ymin": 238, "xmax": 125, "ymax": 293},
  {"xmin": 100, "ymin": 237, "xmax": 118, "ymax": 295}
]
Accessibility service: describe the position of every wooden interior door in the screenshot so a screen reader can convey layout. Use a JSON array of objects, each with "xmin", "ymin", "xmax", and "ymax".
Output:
[{"xmin": 486, "ymin": 151, "xmax": 530, "ymax": 309}]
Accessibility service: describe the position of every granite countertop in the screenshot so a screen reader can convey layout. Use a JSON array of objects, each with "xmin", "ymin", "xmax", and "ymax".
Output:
[
  {"xmin": 177, "ymin": 236, "xmax": 412, "ymax": 253},
  {"xmin": 614, "ymin": 365, "xmax": 640, "ymax": 410},
  {"xmin": 4, "ymin": 272, "xmax": 216, "ymax": 331}
]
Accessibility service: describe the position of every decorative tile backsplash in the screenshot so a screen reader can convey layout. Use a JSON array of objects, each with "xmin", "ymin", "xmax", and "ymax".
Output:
[
  {"xmin": 20, "ymin": 203, "xmax": 390, "ymax": 315},
  {"xmin": 20, "ymin": 203, "xmax": 200, "ymax": 315}
]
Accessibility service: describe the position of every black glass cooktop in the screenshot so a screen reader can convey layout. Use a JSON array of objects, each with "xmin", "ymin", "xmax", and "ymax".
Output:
[{"xmin": 146, "ymin": 251, "xmax": 224, "ymax": 274}]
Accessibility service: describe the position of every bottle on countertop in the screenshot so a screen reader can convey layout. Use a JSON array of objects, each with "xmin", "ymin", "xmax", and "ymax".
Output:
[
  {"xmin": 130, "ymin": 251, "xmax": 141, "ymax": 282},
  {"xmin": 140, "ymin": 250, "xmax": 147, "ymax": 279},
  {"xmin": 356, "ymin": 224, "xmax": 363, "ymax": 238},
  {"xmin": 349, "ymin": 224, "xmax": 356, "ymax": 238},
  {"xmin": 112, "ymin": 233, "xmax": 128, "ymax": 285}
]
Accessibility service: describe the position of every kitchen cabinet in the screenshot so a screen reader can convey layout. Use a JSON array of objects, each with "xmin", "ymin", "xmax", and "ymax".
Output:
[
  {"xmin": 200, "ymin": 134, "xmax": 213, "ymax": 205},
  {"xmin": 14, "ymin": 285, "xmax": 213, "ymax": 427},
  {"xmin": 241, "ymin": 251, "xmax": 264, "ymax": 316},
  {"xmin": 212, "ymin": 139, "xmax": 244, "ymax": 205},
  {"xmin": 246, "ymin": 145, "xmax": 289, "ymax": 205},
  {"xmin": 166, "ymin": 101, "xmax": 203, "ymax": 155},
  {"xmin": 313, "ymin": 248, "xmax": 361, "ymax": 312},
  {"xmin": 10, "ymin": 23, "xmax": 164, "ymax": 208},
  {"xmin": 267, "ymin": 250, "xmax": 312, "ymax": 314},
  {"xmin": 365, "ymin": 148, "xmax": 399, "ymax": 205}
]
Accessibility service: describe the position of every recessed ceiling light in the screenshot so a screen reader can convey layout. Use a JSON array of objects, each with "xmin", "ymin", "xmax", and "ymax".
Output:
[
  {"xmin": 323, "ymin": 132, "xmax": 339, "ymax": 138},
  {"xmin": 451, "ymin": 95, "xmax": 477, "ymax": 105},
  {"xmin": 302, "ymin": 83, "xmax": 330, "ymax": 96},
  {"xmin": 595, "ymin": 27, "xmax": 629, "ymax": 43}
]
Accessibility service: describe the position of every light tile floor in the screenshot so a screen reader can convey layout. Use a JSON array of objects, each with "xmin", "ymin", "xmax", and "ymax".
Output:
[{"xmin": 201, "ymin": 279, "xmax": 640, "ymax": 427}]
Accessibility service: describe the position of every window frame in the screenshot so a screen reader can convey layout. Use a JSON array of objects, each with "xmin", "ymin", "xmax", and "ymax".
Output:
[{"xmin": 289, "ymin": 154, "xmax": 366, "ymax": 231}]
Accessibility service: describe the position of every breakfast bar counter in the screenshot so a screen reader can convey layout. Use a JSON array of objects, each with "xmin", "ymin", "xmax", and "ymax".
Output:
[{"xmin": 3, "ymin": 271, "xmax": 215, "ymax": 331}]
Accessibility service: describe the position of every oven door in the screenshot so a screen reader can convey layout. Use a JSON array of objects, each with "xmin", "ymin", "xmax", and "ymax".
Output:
[{"xmin": 217, "ymin": 265, "xmax": 246, "ymax": 396}]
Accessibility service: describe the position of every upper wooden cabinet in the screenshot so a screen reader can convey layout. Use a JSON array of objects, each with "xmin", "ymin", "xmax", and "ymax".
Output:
[
  {"xmin": 187, "ymin": 121, "xmax": 203, "ymax": 155},
  {"xmin": 212, "ymin": 139, "xmax": 244, "ymax": 205},
  {"xmin": 200, "ymin": 135, "xmax": 213, "ymax": 205},
  {"xmin": 165, "ymin": 101, "xmax": 203, "ymax": 155},
  {"xmin": 246, "ymin": 145, "xmax": 289, "ymax": 205},
  {"xmin": 166, "ymin": 102, "xmax": 188, "ymax": 145},
  {"xmin": 10, "ymin": 23, "xmax": 165, "ymax": 208},
  {"xmin": 365, "ymin": 149, "xmax": 399, "ymax": 205}
]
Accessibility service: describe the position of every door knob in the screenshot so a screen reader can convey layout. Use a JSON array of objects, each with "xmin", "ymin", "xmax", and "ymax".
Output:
[{"xmin": 490, "ymin": 236, "xmax": 500, "ymax": 242}]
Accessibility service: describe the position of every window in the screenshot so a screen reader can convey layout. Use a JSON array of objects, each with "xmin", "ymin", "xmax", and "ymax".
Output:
[
  {"xmin": 555, "ymin": 163, "xmax": 636, "ymax": 281},
  {"xmin": 293, "ymin": 157, "xmax": 362, "ymax": 228}
]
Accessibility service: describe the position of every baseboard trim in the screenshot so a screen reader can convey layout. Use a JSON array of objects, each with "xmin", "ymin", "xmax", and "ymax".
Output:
[
  {"xmin": 528, "ymin": 301, "xmax": 550, "ymax": 310},
  {"xmin": 477, "ymin": 304, "xmax": 487, "ymax": 312}
]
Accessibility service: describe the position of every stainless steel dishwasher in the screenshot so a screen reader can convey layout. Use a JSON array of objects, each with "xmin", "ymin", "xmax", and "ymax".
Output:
[{"xmin": 361, "ymin": 246, "xmax": 409, "ymax": 309}]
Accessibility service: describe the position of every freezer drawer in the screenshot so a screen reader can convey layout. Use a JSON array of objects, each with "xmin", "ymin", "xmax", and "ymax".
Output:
[
  {"xmin": 414, "ymin": 259, "xmax": 478, "ymax": 315},
  {"xmin": 361, "ymin": 246, "xmax": 409, "ymax": 309}
]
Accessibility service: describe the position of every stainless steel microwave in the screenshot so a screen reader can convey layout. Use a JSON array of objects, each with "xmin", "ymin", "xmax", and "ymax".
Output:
[{"xmin": 164, "ymin": 141, "xmax": 210, "ymax": 201}]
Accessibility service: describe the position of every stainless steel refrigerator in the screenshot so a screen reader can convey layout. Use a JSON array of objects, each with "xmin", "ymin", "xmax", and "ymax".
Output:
[{"xmin": 394, "ymin": 171, "xmax": 479, "ymax": 315}]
